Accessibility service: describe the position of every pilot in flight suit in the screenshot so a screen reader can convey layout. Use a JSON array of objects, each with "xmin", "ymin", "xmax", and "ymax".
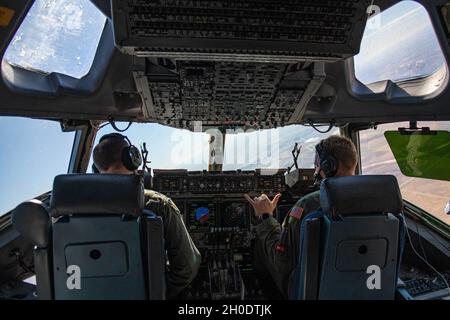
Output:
[
  {"xmin": 143, "ymin": 189, "xmax": 202, "ymax": 298},
  {"xmin": 246, "ymin": 135, "xmax": 358, "ymax": 298},
  {"xmin": 92, "ymin": 133, "xmax": 201, "ymax": 299}
]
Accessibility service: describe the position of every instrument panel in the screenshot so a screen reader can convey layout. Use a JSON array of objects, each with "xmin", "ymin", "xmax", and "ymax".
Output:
[
  {"xmin": 152, "ymin": 169, "xmax": 315, "ymax": 300},
  {"xmin": 153, "ymin": 169, "xmax": 287, "ymax": 195},
  {"xmin": 186, "ymin": 202, "xmax": 250, "ymax": 232},
  {"xmin": 399, "ymin": 265, "xmax": 450, "ymax": 300},
  {"xmin": 153, "ymin": 169, "xmax": 317, "ymax": 241}
]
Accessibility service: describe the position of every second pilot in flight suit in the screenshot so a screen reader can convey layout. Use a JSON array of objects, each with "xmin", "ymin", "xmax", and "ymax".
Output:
[{"xmin": 246, "ymin": 135, "xmax": 358, "ymax": 297}]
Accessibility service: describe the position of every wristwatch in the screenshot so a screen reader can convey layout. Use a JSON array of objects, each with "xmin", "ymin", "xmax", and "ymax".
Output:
[{"xmin": 261, "ymin": 213, "xmax": 271, "ymax": 221}]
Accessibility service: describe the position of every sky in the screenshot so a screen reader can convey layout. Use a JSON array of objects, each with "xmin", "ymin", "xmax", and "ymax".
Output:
[
  {"xmin": 0, "ymin": 0, "xmax": 448, "ymax": 222},
  {"xmin": 0, "ymin": 117, "xmax": 75, "ymax": 214}
]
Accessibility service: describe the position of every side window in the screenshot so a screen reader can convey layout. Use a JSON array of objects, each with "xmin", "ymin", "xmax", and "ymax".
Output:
[
  {"xmin": 0, "ymin": 117, "xmax": 75, "ymax": 215},
  {"xmin": 3, "ymin": 0, "xmax": 106, "ymax": 79},
  {"xmin": 359, "ymin": 121, "xmax": 450, "ymax": 226},
  {"xmin": 354, "ymin": 1, "xmax": 446, "ymax": 86}
]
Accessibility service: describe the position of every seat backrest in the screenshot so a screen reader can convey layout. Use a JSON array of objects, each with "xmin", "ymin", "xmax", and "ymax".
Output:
[
  {"xmin": 13, "ymin": 174, "xmax": 166, "ymax": 300},
  {"xmin": 12, "ymin": 199, "xmax": 53, "ymax": 300},
  {"xmin": 292, "ymin": 175, "xmax": 404, "ymax": 300}
]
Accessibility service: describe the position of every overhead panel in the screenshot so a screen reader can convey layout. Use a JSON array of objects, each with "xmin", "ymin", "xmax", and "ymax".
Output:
[
  {"xmin": 112, "ymin": 0, "xmax": 371, "ymax": 129},
  {"xmin": 135, "ymin": 59, "xmax": 326, "ymax": 129},
  {"xmin": 112, "ymin": 0, "xmax": 371, "ymax": 63}
]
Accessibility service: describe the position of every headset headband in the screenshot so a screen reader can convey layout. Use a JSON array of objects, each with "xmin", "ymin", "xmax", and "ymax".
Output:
[{"xmin": 99, "ymin": 133, "xmax": 131, "ymax": 146}]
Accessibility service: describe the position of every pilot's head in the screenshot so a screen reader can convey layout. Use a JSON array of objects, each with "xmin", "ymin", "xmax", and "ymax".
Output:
[
  {"xmin": 314, "ymin": 135, "xmax": 357, "ymax": 179},
  {"xmin": 92, "ymin": 133, "xmax": 142, "ymax": 174}
]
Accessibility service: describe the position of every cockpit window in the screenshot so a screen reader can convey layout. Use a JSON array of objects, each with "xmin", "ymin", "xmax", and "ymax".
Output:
[
  {"xmin": 90, "ymin": 123, "xmax": 339, "ymax": 172},
  {"xmin": 360, "ymin": 121, "xmax": 450, "ymax": 226},
  {"xmin": 354, "ymin": 1, "xmax": 446, "ymax": 85},
  {"xmin": 90, "ymin": 123, "xmax": 211, "ymax": 172},
  {"xmin": 3, "ymin": 0, "xmax": 106, "ymax": 79},
  {"xmin": 0, "ymin": 117, "xmax": 75, "ymax": 216},
  {"xmin": 223, "ymin": 125, "xmax": 339, "ymax": 171}
]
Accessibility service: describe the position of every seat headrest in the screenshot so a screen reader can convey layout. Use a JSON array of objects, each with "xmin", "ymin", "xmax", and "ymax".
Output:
[
  {"xmin": 320, "ymin": 175, "xmax": 403, "ymax": 218},
  {"xmin": 50, "ymin": 174, "xmax": 145, "ymax": 217},
  {"xmin": 12, "ymin": 199, "xmax": 50, "ymax": 248}
]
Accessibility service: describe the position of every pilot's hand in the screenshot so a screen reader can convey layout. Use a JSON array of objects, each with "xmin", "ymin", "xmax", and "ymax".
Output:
[{"xmin": 245, "ymin": 193, "xmax": 281, "ymax": 218}]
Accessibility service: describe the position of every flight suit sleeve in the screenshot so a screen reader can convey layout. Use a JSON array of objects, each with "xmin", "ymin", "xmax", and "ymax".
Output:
[
  {"xmin": 255, "ymin": 209, "xmax": 299, "ymax": 276},
  {"xmin": 254, "ymin": 191, "xmax": 321, "ymax": 279},
  {"xmin": 145, "ymin": 193, "xmax": 201, "ymax": 299}
]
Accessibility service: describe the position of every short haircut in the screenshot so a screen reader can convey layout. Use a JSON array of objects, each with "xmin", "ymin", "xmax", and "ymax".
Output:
[
  {"xmin": 319, "ymin": 135, "xmax": 357, "ymax": 170},
  {"xmin": 93, "ymin": 136, "xmax": 128, "ymax": 172}
]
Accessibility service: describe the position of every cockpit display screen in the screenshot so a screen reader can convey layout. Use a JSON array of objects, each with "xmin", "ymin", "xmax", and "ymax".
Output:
[
  {"xmin": 188, "ymin": 203, "xmax": 216, "ymax": 231},
  {"xmin": 221, "ymin": 202, "xmax": 249, "ymax": 228},
  {"xmin": 195, "ymin": 206, "xmax": 210, "ymax": 223}
]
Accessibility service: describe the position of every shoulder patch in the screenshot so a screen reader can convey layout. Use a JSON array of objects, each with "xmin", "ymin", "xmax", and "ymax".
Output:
[
  {"xmin": 145, "ymin": 190, "xmax": 165, "ymax": 200},
  {"xmin": 144, "ymin": 190, "xmax": 181, "ymax": 215},
  {"xmin": 288, "ymin": 191, "xmax": 320, "ymax": 225},
  {"xmin": 144, "ymin": 190, "xmax": 166, "ymax": 207},
  {"xmin": 289, "ymin": 206, "xmax": 304, "ymax": 220}
]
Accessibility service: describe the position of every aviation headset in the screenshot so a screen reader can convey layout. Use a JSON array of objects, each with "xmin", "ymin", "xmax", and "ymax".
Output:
[
  {"xmin": 92, "ymin": 133, "xmax": 142, "ymax": 173},
  {"xmin": 315, "ymin": 141, "xmax": 339, "ymax": 178}
]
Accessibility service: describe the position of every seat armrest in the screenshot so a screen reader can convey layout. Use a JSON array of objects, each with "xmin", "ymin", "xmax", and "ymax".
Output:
[{"xmin": 141, "ymin": 211, "xmax": 166, "ymax": 300}]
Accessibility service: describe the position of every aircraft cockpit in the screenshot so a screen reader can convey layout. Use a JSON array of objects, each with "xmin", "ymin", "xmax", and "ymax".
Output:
[{"xmin": 0, "ymin": 0, "xmax": 449, "ymax": 303}]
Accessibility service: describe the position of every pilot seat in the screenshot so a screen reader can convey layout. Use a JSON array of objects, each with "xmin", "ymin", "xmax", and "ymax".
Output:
[
  {"xmin": 12, "ymin": 174, "xmax": 166, "ymax": 300},
  {"xmin": 291, "ymin": 175, "xmax": 405, "ymax": 300}
]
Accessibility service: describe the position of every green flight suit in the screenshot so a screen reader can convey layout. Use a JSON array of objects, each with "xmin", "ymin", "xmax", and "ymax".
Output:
[
  {"xmin": 144, "ymin": 190, "xmax": 201, "ymax": 299},
  {"xmin": 254, "ymin": 190, "xmax": 320, "ymax": 297}
]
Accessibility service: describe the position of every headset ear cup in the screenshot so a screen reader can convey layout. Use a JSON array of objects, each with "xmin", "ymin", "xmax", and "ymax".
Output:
[
  {"xmin": 121, "ymin": 146, "xmax": 134, "ymax": 171},
  {"xmin": 122, "ymin": 146, "xmax": 142, "ymax": 171},
  {"xmin": 316, "ymin": 141, "xmax": 340, "ymax": 178},
  {"xmin": 329, "ymin": 156, "xmax": 339, "ymax": 177},
  {"xmin": 320, "ymin": 158, "xmax": 331, "ymax": 177},
  {"xmin": 321, "ymin": 156, "xmax": 339, "ymax": 178},
  {"xmin": 130, "ymin": 146, "xmax": 143, "ymax": 169}
]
